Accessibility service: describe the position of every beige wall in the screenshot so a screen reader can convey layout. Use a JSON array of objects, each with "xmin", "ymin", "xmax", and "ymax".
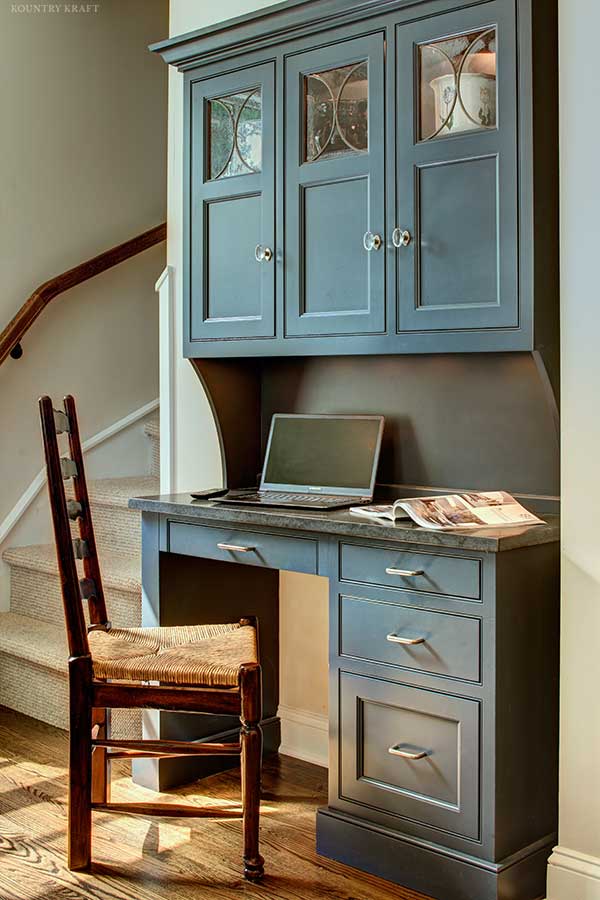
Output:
[
  {"xmin": 547, "ymin": 1, "xmax": 600, "ymax": 896},
  {"xmin": 167, "ymin": 0, "xmax": 329, "ymax": 732},
  {"xmin": 0, "ymin": 0, "xmax": 168, "ymax": 525}
]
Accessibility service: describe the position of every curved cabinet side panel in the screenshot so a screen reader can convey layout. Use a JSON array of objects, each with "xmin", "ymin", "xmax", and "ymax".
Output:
[
  {"xmin": 191, "ymin": 358, "xmax": 262, "ymax": 489},
  {"xmin": 532, "ymin": 349, "xmax": 560, "ymax": 444}
]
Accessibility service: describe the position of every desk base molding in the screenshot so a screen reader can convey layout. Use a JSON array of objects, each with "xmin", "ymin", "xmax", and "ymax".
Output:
[{"xmin": 316, "ymin": 808, "xmax": 554, "ymax": 900}]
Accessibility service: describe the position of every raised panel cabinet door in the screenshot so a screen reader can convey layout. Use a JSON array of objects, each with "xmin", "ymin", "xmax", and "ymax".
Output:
[
  {"xmin": 338, "ymin": 672, "xmax": 480, "ymax": 839},
  {"xmin": 395, "ymin": 2, "xmax": 518, "ymax": 333},
  {"xmin": 285, "ymin": 34, "xmax": 385, "ymax": 338},
  {"xmin": 187, "ymin": 63, "xmax": 275, "ymax": 342}
]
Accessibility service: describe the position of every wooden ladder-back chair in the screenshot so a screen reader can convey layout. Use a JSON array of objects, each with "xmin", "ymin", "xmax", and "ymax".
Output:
[{"xmin": 39, "ymin": 394, "xmax": 264, "ymax": 880}]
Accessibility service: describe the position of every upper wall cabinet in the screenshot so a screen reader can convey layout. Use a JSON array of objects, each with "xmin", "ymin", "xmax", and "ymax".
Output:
[{"xmin": 159, "ymin": 0, "xmax": 557, "ymax": 364}]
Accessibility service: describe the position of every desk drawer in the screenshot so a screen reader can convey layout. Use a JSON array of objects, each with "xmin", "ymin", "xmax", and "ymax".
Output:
[
  {"xmin": 167, "ymin": 521, "xmax": 318, "ymax": 574},
  {"xmin": 339, "ymin": 672, "xmax": 480, "ymax": 839},
  {"xmin": 340, "ymin": 542, "xmax": 480, "ymax": 600},
  {"xmin": 340, "ymin": 595, "xmax": 481, "ymax": 682}
]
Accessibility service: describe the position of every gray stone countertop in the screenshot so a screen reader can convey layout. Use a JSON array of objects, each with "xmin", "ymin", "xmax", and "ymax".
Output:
[{"xmin": 129, "ymin": 493, "xmax": 559, "ymax": 553}]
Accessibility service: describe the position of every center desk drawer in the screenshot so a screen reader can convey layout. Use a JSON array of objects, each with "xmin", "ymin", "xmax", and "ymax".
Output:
[
  {"xmin": 340, "ymin": 542, "xmax": 481, "ymax": 600},
  {"xmin": 167, "ymin": 521, "xmax": 318, "ymax": 574},
  {"xmin": 340, "ymin": 596, "xmax": 481, "ymax": 682}
]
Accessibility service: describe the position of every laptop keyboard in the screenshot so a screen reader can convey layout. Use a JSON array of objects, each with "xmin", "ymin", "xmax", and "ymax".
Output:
[{"xmin": 245, "ymin": 491, "xmax": 342, "ymax": 503}]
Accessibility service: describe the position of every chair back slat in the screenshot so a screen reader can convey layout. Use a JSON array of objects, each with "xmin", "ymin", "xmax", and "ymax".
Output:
[
  {"xmin": 63, "ymin": 395, "xmax": 108, "ymax": 628},
  {"xmin": 39, "ymin": 395, "xmax": 89, "ymax": 659}
]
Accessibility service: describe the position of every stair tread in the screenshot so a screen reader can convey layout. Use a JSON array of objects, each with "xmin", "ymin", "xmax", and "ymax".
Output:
[
  {"xmin": 3, "ymin": 544, "xmax": 141, "ymax": 593},
  {"xmin": 0, "ymin": 612, "xmax": 67, "ymax": 672}
]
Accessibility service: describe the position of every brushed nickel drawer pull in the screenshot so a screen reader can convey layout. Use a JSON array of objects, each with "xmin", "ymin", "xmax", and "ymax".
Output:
[
  {"xmin": 217, "ymin": 543, "xmax": 256, "ymax": 553},
  {"xmin": 386, "ymin": 633, "xmax": 426, "ymax": 645},
  {"xmin": 388, "ymin": 744, "xmax": 428, "ymax": 760},
  {"xmin": 385, "ymin": 567, "xmax": 424, "ymax": 577}
]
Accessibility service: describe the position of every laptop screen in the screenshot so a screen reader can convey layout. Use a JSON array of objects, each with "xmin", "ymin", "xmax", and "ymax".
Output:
[{"xmin": 261, "ymin": 414, "xmax": 384, "ymax": 497}]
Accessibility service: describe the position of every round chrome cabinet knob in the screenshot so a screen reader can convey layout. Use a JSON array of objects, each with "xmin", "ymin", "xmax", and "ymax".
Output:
[
  {"xmin": 363, "ymin": 231, "xmax": 382, "ymax": 251},
  {"xmin": 255, "ymin": 244, "xmax": 273, "ymax": 262},
  {"xmin": 392, "ymin": 227, "xmax": 412, "ymax": 248}
]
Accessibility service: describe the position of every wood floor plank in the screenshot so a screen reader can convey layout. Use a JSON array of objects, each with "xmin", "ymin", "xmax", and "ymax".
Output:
[{"xmin": 0, "ymin": 706, "xmax": 431, "ymax": 900}]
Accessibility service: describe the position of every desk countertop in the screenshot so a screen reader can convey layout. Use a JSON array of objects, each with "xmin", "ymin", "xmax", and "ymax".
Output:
[{"xmin": 129, "ymin": 493, "xmax": 559, "ymax": 553}]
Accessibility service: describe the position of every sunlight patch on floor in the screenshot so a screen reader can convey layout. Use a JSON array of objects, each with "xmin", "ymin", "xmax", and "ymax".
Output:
[{"xmin": 109, "ymin": 770, "xmax": 275, "ymax": 815}]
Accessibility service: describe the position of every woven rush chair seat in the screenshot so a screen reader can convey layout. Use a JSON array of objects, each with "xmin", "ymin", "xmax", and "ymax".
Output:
[{"xmin": 89, "ymin": 622, "xmax": 258, "ymax": 688}]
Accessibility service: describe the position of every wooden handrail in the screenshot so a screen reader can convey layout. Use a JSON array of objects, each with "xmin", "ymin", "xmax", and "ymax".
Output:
[{"xmin": 0, "ymin": 222, "xmax": 166, "ymax": 366}]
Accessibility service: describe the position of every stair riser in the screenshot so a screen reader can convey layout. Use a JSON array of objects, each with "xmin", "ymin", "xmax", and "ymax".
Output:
[
  {"xmin": 91, "ymin": 504, "xmax": 142, "ymax": 556},
  {"xmin": 148, "ymin": 432, "xmax": 160, "ymax": 479},
  {"xmin": 0, "ymin": 653, "xmax": 141, "ymax": 737},
  {"xmin": 9, "ymin": 566, "xmax": 141, "ymax": 629},
  {"xmin": 0, "ymin": 654, "xmax": 69, "ymax": 729}
]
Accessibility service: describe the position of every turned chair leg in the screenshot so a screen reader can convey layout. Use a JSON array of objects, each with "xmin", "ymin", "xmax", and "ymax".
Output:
[
  {"xmin": 68, "ymin": 657, "xmax": 93, "ymax": 870},
  {"xmin": 91, "ymin": 707, "xmax": 111, "ymax": 804},
  {"xmin": 240, "ymin": 663, "xmax": 264, "ymax": 882}
]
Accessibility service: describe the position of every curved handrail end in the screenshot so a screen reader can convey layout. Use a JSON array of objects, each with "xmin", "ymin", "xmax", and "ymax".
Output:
[{"xmin": 0, "ymin": 221, "xmax": 166, "ymax": 367}]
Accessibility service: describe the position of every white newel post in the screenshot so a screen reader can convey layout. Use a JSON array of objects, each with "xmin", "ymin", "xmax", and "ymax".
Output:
[{"xmin": 156, "ymin": 265, "xmax": 175, "ymax": 494}]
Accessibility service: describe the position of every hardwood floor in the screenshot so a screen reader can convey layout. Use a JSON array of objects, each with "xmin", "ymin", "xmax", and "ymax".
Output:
[{"xmin": 0, "ymin": 706, "xmax": 431, "ymax": 900}]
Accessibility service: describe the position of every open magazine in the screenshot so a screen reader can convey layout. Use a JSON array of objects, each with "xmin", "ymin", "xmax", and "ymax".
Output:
[{"xmin": 350, "ymin": 491, "xmax": 545, "ymax": 531}]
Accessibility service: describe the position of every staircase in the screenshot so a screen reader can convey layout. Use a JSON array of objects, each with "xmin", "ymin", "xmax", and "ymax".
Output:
[{"xmin": 0, "ymin": 417, "xmax": 160, "ymax": 736}]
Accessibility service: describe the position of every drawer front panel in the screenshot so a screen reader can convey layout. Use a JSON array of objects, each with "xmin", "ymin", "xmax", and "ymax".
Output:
[
  {"xmin": 339, "ymin": 672, "xmax": 480, "ymax": 839},
  {"xmin": 340, "ymin": 595, "xmax": 481, "ymax": 682},
  {"xmin": 340, "ymin": 542, "xmax": 481, "ymax": 600},
  {"xmin": 167, "ymin": 521, "xmax": 318, "ymax": 574}
]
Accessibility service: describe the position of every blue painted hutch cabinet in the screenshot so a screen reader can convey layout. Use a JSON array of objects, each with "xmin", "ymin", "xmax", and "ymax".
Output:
[
  {"xmin": 153, "ymin": 0, "xmax": 557, "ymax": 370},
  {"xmin": 149, "ymin": 5, "xmax": 559, "ymax": 899}
]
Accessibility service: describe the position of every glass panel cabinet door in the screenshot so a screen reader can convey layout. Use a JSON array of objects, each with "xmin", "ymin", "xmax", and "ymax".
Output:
[
  {"xmin": 187, "ymin": 63, "xmax": 275, "ymax": 342},
  {"xmin": 395, "ymin": 2, "xmax": 518, "ymax": 333},
  {"xmin": 285, "ymin": 34, "xmax": 385, "ymax": 338}
]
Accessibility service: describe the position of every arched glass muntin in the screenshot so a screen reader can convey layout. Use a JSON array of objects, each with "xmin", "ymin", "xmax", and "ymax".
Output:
[
  {"xmin": 304, "ymin": 60, "xmax": 369, "ymax": 163},
  {"xmin": 419, "ymin": 27, "xmax": 497, "ymax": 141},
  {"xmin": 208, "ymin": 87, "xmax": 262, "ymax": 180}
]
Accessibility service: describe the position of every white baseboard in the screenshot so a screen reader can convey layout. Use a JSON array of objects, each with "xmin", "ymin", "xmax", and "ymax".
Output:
[
  {"xmin": 547, "ymin": 846, "xmax": 600, "ymax": 900},
  {"xmin": 278, "ymin": 703, "xmax": 328, "ymax": 769}
]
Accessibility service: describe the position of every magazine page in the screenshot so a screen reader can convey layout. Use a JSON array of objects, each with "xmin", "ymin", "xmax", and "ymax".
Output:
[
  {"xmin": 458, "ymin": 491, "xmax": 545, "ymax": 526},
  {"xmin": 396, "ymin": 492, "xmax": 544, "ymax": 530},
  {"xmin": 349, "ymin": 504, "xmax": 409, "ymax": 521}
]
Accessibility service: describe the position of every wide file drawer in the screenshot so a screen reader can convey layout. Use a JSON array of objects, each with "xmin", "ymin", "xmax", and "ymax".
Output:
[
  {"xmin": 339, "ymin": 672, "xmax": 480, "ymax": 839},
  {"xmin": 339, "ymin": 595, "xmax": 481, "ymax": 682},
  {"xmin": 340, "ymin": 542, "xmax": 481, "ymax": 600},
  {"xmin": 167, "ymin": 521, "xmax": 318, "ymax": 574}
]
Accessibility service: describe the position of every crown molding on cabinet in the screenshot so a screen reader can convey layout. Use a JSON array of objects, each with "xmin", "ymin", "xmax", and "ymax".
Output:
[{"xmin": 150, "ymin": 0, "xmax": 486, "ymax": 69}]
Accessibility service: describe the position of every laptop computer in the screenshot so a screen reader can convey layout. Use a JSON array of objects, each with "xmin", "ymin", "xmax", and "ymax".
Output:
[{"xmin": 214, "ymin": 413, "xmax": 384, "ymax": 510}]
